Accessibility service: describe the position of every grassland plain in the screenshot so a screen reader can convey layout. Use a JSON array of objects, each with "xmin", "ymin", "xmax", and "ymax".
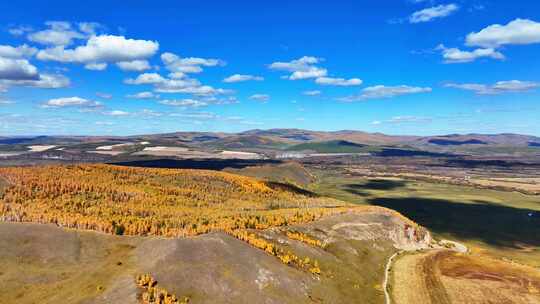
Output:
[{"xmin": 309, "ymin": 168, "xmax": 540, "ymax": 267}]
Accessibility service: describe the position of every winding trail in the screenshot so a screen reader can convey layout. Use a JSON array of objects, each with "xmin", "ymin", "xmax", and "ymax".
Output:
[{"xmin": 383, "ymin": 251, "xmax": 402, "ymax": 304}]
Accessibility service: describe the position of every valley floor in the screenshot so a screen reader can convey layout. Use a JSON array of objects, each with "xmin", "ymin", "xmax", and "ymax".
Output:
[{"xmin": 309, "ymin": 168, "xmax": 540, "ymax": 268}]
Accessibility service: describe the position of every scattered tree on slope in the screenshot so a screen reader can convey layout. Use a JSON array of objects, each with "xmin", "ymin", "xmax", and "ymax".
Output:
[{"xmin": 136, "ymin": 274, "xmax": 189, "ymax": 304}]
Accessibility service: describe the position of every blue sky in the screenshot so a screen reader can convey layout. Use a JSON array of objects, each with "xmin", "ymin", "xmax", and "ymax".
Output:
[{"xmin": 0, "ymin": 0, "xmax": 539, "ymax": 136}]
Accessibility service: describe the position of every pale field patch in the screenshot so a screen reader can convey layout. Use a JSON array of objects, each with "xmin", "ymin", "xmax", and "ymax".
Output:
[
  {"xmin": 219, "ymin": 150, "xmax": 261, "ymax": 159},
  {"xmin": 133, "ymin": 146, "xmax": 202, "ymax": 157},
  {"xmin": 96, "ymin": 143, "xmax": 135, "ymax": 150},
  {"xmin": 0, "ymin": 152, "xmax": 24, "ymax": 158},
  {"xmin": 141, "ymin": 146, "xmax": 188, "ymax": 152},
  {"xmin": 133, "ymin": 147, "xmax": 262, "ymax": 159},
  {"xmin": 27, "ymin": 145, "xmax": 56, "ymax": 152},
  {"xmin": 87, "ymin": 151, "xmax": 125, "ymax": 156}
]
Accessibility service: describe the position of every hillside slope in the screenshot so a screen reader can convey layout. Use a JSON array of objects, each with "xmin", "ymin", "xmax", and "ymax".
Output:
[
  {"xmin": 225, "ymin": 162, "xmax": 316, "ymax": 186},
  {"xmin": 0, "ymin": 208, "xmax": 430, "ymax": 304},
  {"xmin": 286, "ymin": 140, "xmax": 372, "ymax": 153}
]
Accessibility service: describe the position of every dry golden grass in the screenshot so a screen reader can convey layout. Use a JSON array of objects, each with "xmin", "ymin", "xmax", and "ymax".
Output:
[
  {"xmin": 0, "ymin": 222, "xmax": 140, "ymax": 304},
  {"xmin": 391, "ymin": 250, "xmax": 540, "ymax": 304},
  {"xmin": 472, "ymin": 177, "xmax": 540, "ymax": 194},
  {"xmin": 439, "ymin": 251, "xmax": 540, "ymax": 303}
]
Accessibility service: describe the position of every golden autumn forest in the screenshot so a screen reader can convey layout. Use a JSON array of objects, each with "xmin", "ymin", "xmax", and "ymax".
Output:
[{"xmin": 0, "ymin": 164, "xmax": 357, "ymax": 237}]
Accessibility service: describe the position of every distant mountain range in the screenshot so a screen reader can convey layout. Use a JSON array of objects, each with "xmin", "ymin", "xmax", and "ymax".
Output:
[{"xmin": 1, "ymin": 129, "xmax": 539, "ymax": 158}]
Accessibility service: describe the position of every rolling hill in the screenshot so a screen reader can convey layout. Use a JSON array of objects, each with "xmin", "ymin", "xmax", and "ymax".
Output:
[
  {"xmin": 1, "ymin": 129, "xmax": 539, "ymax": 165},
  {"xmin": 286, "ymin": 140, "xmax": 371, "ymax": 153}
]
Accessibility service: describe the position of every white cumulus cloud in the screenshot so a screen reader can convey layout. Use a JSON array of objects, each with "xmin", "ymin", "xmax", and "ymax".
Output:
[
  {"xmin": 116, "ymin": 60, "xmax": 151, "ymax": 72},
  {"xmin": 466, "ymin": 18, "xmax": 540, "ymax": 48},
  {"xmin": 103, "ymin": 110, "xmax": 130, "ymax": 116},
  {"xmin": 270, "ymin": 56, "xmax": 362, "ymax": 87},
  {"xmin": 410, "ymin": 4, "xmax": 459, "ymax": 23},
  {"xmin": 437, "ymin": 44, "xmax": 505, "ymax": 63},
  {"xmin": 0, "ymin": 44, "xmax": 38, "ymax": 59},
  {"xmin": 161, "ymin": 52, "xmax": 224, "ymax": 74},
  {"xmin": 78, "ymin": 22, "xmax": 103, "ymax": 35},
  {"xmin": 269, "ymin": 56, "xmax": 327, "ymax": 80},
  {"xmin": 0, "ymin": 57, "xmax": 39, "ymax": 80},
  {"xmin": 160, "ymin": 85, "xmax": 231, "ymax": 96},
  {"xmin": 152, "ymin": 78, "xmax": 201, "ymax": 92},
  {"xmin": 388, "ymin": 116, "xmax": 432, "ymax": 124},
  {"xmin": 339, "ymin": 85, "xmax": 432, "ymax": 102},
  {"xmin": 43, "ymin": 96, "xmax": 101, "ymax": 108},
  {"xmin": 437, "ymin": 19, "xmax": 540, "ymax": 63},
  {"xmin": 124, "ymin": 73, "xmax": 166, "ymax": 85},
  {"xmin": 315, "ymin": 77, "xmax": 362, "ymax": 86},
  {"xmin": 125, "ymin": 72, "xmax": 231, "ymax": 96},
  {"xmin": 28, "ymin": 21, "xmax": 86, "ymax": 46},
  {"xmin": 84, "ymin": 62, "xmax": 108, "ymax": 71},
  {"xmin": 302, "ymin": 90, "xmax": 321, "ymax": 96},
  {"xmin": 159, "ymin": 99, "xmax": 208, "ymax": 107},
  {"xmin": 223, "ymin": 74, "xmax": 264, "ymax": 83},
  {"xmin": 127, "ymin": 91, "xmax": 159, "ymax": 99},
  {"xmin": 290, "ymin": 68, "xmax": 328, "ymax": 80},
  {"xmin": 37, "ymin": 35, "xmax": 159, "ymax": 69},
  {"xmin": 27, "ymin": 74, "xmax": 71, "ymax": 89},
  {"xmin": 96, "ymin": 92, "xmax": 112, "ymax": 99},
  {"xmin": 249, "ymin": 94, "xmax": 270, "ymax": 102},
  {"xmin": 8, "ymin": 25, "xmax": 33, "ymax": 37},
  {"xmin": 445, "ymin": 80, "xmax": 539, "ymax": 95},
  {"xmin": 3, "ymin": 73, "xmax": 70, "ymax": 89}
]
